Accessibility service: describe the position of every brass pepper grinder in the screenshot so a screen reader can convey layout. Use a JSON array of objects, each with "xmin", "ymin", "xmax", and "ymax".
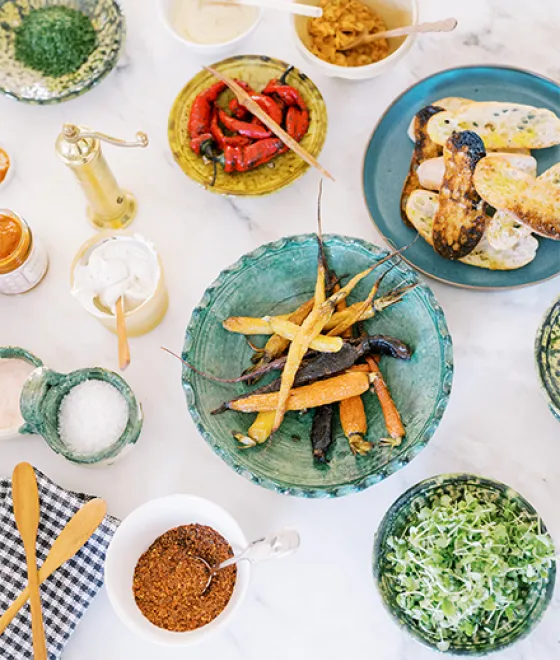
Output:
[{"xmin": 55, "ymin": 124, "xmax": 149, "ymax": 231}]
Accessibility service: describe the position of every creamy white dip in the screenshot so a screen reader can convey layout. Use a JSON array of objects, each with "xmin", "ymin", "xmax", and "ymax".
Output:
[
  {"xmin": 171, "ymin": 0, "xmax": 258, "ymax": 44},
  {"xmin": 72, "ymin": 235, "xmax": 160, "ymax": 316}
]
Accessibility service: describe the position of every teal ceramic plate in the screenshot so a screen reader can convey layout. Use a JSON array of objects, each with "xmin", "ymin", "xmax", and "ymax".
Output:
[
  {"xmin": 0, "ymin": 0, "xmax": 125, "ymax": 104},
  {"xmin": 535, "ymin": 295, "xmax": 560, "ymax": 422},
  {"xmin": 363, "ymin": 66, "xmax": 560, "ymax": 290},
  {"xmin": 373, "ymin": 474, "xmax": 556, "ymax": 655},
  {"xmin": 182, "ymin": 234, "xmax": 453, "ymax": 498}
]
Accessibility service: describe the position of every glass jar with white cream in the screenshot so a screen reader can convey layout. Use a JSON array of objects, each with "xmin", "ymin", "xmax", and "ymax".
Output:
[{"xmin": 71, "ymin": 232, "xmax": 168, "ymax": 336}]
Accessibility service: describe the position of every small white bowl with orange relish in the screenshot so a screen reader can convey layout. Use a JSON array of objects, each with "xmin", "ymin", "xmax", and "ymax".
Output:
[{"xmin": 292, "ymin": 0, "xmax": 418, "ymax": 80}]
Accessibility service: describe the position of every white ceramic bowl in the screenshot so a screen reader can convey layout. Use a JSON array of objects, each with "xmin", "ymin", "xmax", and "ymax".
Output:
[
  {"xmin": 157, "ymin": 0, "xmax": 262, "ymax": 57},
  {"xmin": 292, "ymin": 0, "xmax": 418, "ymax": 81},
  {"xmin": 104, "ymin": 494, "xmax": 250, "ymax": 646}
]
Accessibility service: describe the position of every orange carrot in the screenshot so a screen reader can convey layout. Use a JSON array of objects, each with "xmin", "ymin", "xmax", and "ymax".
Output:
[
  {"xmin": 339, "ymin": 395, "xmax": 372, "ymax": 456},
  {"xmin": 366, "ymin": 356, "xmax": 405, "ymax": 446},
  {"xmin": 228, "ymin": 372, "xmax": 371, "ymax": 413}
]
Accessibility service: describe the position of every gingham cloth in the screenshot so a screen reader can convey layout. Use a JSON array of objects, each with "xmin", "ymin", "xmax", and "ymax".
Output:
[{"xmin": 0, "ymin": 468, "xmax": 119, "ymax": 659}]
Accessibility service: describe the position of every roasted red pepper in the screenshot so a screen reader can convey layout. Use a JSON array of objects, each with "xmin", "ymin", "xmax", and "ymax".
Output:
[
  {"xmin": 285, "ymin": 107, "xmax": 310, "ymax": 142},
  {"xmin": 218, "ymin": 109, "xmax": 272, "ymax": 140},
  {"xmin": 188, "ymin": 81, "xmax": 226, "ymax": 154},
  {"xmin": 262, "ymin": 74, "xmax": 307, "ymax": 111}
]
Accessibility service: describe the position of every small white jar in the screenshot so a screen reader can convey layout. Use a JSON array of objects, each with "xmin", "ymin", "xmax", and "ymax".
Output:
[{"xmin": 0, "ymin": 210, "xmax": 48, "ymax": 295}]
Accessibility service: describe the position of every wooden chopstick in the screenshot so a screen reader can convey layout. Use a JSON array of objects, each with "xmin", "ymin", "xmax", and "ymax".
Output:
[{"xmin": 204, "ymin": 66, "xmax": 334, "ymax": 181}]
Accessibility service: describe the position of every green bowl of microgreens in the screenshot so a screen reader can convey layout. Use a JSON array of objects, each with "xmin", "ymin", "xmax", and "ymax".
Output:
[
  {"xmin": 373, "ymin": 474, "xmax": 556, "ymax": 655},
  {"xmin": 0, "ymin": 0, "xmax": 125, "ymax": 104}
]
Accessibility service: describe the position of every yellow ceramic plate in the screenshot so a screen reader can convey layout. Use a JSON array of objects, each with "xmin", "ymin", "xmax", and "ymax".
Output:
[{"xmin": 168, "ymin": 55, "xmax": 328, "ymax": 196}]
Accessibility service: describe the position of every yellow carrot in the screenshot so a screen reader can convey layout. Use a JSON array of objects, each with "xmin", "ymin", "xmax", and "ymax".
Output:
[
  {"xmin": 223, "ymin": 316, "xmax": 288, "ymax": 335},
  {"xmin": 272, "ymin": 260, "xmax": 389, "ymax": 431},
  {"xmin": 248, "ymin": 411, "xmax": 276, "ymax": 443},
  {"xmin": 229, "ymin": 372, "xmax": 371, "ymax": 413},
  {"xmin": 267, "ymin": 318, "xmax": 343, "ymax": 353},
  {"xmin": 366, "ymin": 356, "xmax": 405, "ymax": 446}
]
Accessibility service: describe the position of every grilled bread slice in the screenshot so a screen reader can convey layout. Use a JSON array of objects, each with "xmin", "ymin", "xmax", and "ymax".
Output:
[
  {"xmin": 400, "ymin": 105, "xmax": 445, "ymax": 226},
  {"xmin": 407, "ymin": 97, "xmax": 472, "ymax": 140},
  {"xmin": 406, "ymin": 190, "xmax": 538, "ymax": 270},
  {"xmin": 486, "ymin": 162, "xmax": 560, "ymax": 250},
  {"xmin": 427, "ymin": 102, "xmax": 560, "ymax": 150},
  {"xmin": 432, "ymin": 131, "xmax": 487, "ymax": 259},
  {"xmin": 417, "ymin": 152, "xmax": 537, "ymax": 191},
  {"xmin": 474, "ymin": 156, "xmax": 560, "ymax": 239}
]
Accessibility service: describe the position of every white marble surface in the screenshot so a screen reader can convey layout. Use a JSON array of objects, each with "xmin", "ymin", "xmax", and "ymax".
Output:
[{"xmin": 1, "ymin": 0, "xmax": 560, "ymax": 658}]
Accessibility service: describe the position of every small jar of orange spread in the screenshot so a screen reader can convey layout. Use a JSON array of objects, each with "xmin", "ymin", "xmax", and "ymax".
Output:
[{"xmin": 0, "ymin": 210, "xmax": 48, "ymax": 295}]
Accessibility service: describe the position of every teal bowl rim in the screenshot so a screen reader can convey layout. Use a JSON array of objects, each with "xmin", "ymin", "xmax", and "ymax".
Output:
[
  {"xmin": 372, "ymin": 473, "xmax": 557, "ymax": 655},
  {"xmin": 0, "ymin": 0, "xmax": 126, "ymax": 105},
  {"xmin": 182, "ymin": 233, "xmax": 454, "ymax": 498},
  {"xmin": 29, "ymin": 367, "xmax": 143, "ymax": 464},
  {"xmin": 0, "ymin": 345, "xmax": 43, "ymax": 368},
  {"xmin": 535, "ymin": 294, "xmax": 560, "ymax": 422}
]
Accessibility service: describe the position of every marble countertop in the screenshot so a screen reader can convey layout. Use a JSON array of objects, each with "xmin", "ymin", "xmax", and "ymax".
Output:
[{"xmin": 2, "ymin": 0, "xmax": 560, "ymax": 658}]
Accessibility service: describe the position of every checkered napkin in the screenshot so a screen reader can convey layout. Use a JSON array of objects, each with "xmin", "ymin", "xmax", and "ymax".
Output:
[{"xmin": 0, "ymin": 468, "xmax": 119, "ymax": 659}]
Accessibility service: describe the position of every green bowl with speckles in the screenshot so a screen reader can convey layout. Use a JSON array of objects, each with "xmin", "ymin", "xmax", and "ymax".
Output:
[
  {"xmin": 0, "ymin": 0, "xmax": 125, "ymax": 104},
  {"xmin": 182, "ymin": 234, "xmax": 453, "ymax": 498},
  {"xmin": 535, "ymin": 294, "xmax": 560, "ymax": 422},
  {"xmin": 373, "ymin": 474, "xmax": 556, "ymax": 655}
]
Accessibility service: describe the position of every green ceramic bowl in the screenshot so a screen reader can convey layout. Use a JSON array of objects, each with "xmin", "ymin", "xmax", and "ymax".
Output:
[
  {"xmin": 0, "ymin": 0, "xmax": 125, "ymax": 104},
  {"xmin": 182, "ymin": 234, "xmax": 453, "ymax": 497},
  {"xmin": 20, "ymin": 366, "xmax": 143, "ymax": 465},
  {"xmin": 373, "ymin": 474, "xmax": 556, "ymax": 655},
  {"xmin": 168, "ymin": 55, "xmax": 328, "ymax": 196},
  {"xmin": 535, "ymin": 295, "xmax": 560, "ymax": 422}
]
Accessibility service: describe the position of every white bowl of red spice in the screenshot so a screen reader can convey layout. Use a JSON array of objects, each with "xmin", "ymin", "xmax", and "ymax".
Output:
[
  {"xmin": 292, "ymin": 0, "xmax": 418, "ymax": 81},
  {"xmin": 104, "ymin": 494, "xmax": 250, "ymax": 646}
]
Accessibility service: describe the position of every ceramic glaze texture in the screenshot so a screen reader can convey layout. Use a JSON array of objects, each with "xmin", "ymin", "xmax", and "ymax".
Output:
[
  {"xmin": 373, "ymin": 474, "xmax": 556, "ymax": 655},
  {"xmin": 363, "ymin": 66, "xmax": 560, "ymax": 289},
  {"xmin": 536, "ymin": 296, "xmax": 560, "ymax": 422},
  {"xmin": 2, "ymin": 0, "xmax": 560, "ymax": 658},
  {"xmin": 183, "ymin": 235, "xmax": 453, "ymax": 497},
  {"xmin": 0, "ymin": 0, "xmax": 125, "ymax": 103}
]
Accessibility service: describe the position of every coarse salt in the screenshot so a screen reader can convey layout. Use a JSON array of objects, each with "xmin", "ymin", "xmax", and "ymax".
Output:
[
  {"xmin": 0, "ymin": 358, "xmax": 35, "ymax": 431},
  {"xmin": 58, "ymin": 380, "xmax": 129, "ymax": 455}
]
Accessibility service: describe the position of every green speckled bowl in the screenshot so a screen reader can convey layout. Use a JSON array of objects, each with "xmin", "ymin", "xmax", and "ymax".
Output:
[
  {"xmin": 20, "ymin": 365, "xmax": 143, "ymax": 465},
  {"xmin": 373, "ymin": 474, "xmax": 556, "ymax": 655},
  {"xmin": 0, "ymin": 0, "xmax": 125, "ymax": 104},
  {"xmin": 536, "ymin": 295, "xmax": 560, "ymax": 422},
  {"xmin": 168, "ymin": 55, "xmax": 327, "ymax": 196},
  {"xmin": 182, "ymin": 234, "xmax": 453, "ymax": 497}
]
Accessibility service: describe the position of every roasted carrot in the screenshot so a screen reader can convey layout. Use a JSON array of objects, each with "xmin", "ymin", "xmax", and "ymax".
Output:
[
  {"xmin": 339, "ymin": 395, "xmax": 372, "ymax": 456},
  {"xmin": 253, "ymin": 298, "xmax": 314, "ymax": 367},
  {"xmin": 267, "ymin": 317, "xmax": 343, "ymax": 353},
  {"xmin": 223, "ymin": 315, "xmax": 291, "ymax": 335},
  {"xmin": 249, "ymin": 411, "xmax": 276, "ymax": 443},
  {"xmin": 366, "ymin": 356, "xmax": 405, "ymax": 446},
  {"xmin": 224, "ymin": 283, "xmax": 417, "ymax": 338},
  {"xmin": 272, "ymin": 252, "xmax": 398, "ymax": 431},
  {"xmin": 211, "ymin": 336, "xmax": 411, "ymax": 414},
  {"xmin": 228, "ymin": 372, "xmax": 371, "ymax": 413},
  {"xmin": 311, "ymin": 404, "xmax": 334, "ymax": 462},
  {"xmin": 327, "ymin": 266, "xmax": 395, "ymax": 338}
]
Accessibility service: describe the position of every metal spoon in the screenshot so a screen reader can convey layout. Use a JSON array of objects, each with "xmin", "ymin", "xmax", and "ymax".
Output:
[
  {"xmin": 338, "ymin": 17, "xmax": 457, "ymax": 51},
  {"xmin": 196, "ymin": 528, "xmax": 300, "ymax": 593}
]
